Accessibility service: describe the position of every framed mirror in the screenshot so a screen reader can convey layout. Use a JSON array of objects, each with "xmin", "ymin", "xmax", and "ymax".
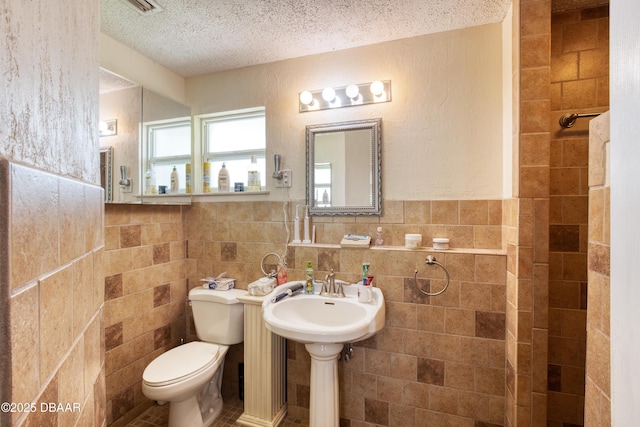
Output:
[{"xmin": 306, "ymin": 118, "xmax": 381, "ymax": 215}]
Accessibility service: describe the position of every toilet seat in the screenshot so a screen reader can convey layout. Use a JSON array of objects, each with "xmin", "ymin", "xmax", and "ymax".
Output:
[{"xmin": 143, "ymin": 342, "xmax": 221, "ymax": 387}]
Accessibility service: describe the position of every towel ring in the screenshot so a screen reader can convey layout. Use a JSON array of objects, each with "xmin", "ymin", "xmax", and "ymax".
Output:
[
  {"xmin": 261, "ymin": 252, "xmax": 282, "ymax": 277},
  {"xmin": 413, "ymin": 255, "xmax": 450, "ymax": 296}
]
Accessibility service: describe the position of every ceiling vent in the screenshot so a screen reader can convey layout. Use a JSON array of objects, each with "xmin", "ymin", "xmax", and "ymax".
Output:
[{"xmin": 123, "ymin": 0, "xmax": 164, "ymax": 15}]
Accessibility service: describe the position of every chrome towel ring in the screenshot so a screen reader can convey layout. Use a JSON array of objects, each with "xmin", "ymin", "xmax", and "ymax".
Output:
[{"xmin": 413, "ymin": 255, "xmax": 450, "ymax": 296}]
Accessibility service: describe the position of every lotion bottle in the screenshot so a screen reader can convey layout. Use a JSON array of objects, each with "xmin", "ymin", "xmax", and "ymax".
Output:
[
  {"xmin": 170, "ymin": 166, "xmax": 179, "ymax": 193},
  {"xmin": 218, "ymin": 162, "xmax": 229, "ymax": 192}
]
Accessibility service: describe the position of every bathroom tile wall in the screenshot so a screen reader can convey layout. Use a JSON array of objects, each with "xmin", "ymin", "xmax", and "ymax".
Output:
[
  {"xmin": 584, "ymin": 112, "xmax": 610, "ymax": 426},
  {"xmin": 103, "ymin": 204, "xmax": 187, "ymax": 426},
  {"xmin": 1, "ymin": 1, "xmax": 104, "ymax": 426},
  {"xmin": 508, "ymin": 1, "xmax": 552, "ymax": 426},
  {"xmin": 186, "ymin": 199, "xmax": 507, "ymax": 426},
  {"xmin": 2, "ymin": 162, "xmax": 106, "ymax": 427},
  {"xmin": 548, "ymin": 6, "xmax": 609, "ymax": 426}
]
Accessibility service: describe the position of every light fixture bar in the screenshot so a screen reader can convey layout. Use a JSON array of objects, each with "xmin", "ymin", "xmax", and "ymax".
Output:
[{"xmin": 299, "ymin": 80, "xmax": 391, "ymax": 113}]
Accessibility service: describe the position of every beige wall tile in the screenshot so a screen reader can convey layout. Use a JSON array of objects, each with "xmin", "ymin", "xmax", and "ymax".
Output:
[
  {"xmin": 39, "ymin": 265, "xmax": 74, "ymax": 383},
  {"xmin": 10, "ymin": 284, "xmax": 40, "ymax": 404}
]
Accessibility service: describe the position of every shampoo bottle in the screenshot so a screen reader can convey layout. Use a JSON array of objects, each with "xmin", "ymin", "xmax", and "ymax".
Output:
[
  {"xmin": 305, "ymin": 261, "xmax": 314, "ymax": 294},
  {"xmin": 218, "ymin": 162, "xmax": 229, "ymax": 192},
  {"xmin": 170, "ymin": 166, "xmax": 179, "ymax": 193},
  {"xmin": 247, "ymin": 155, "xmax": 261, "ymax": 191}
]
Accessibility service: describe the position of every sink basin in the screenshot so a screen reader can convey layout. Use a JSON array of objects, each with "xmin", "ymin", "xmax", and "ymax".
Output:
[
  {"xmin": 262, "ymin": 280, "xmax": 385, "ymax": 427},
  {"xmin": 262, "ymin": 280, "xmax": 385, "ymax": 344}
]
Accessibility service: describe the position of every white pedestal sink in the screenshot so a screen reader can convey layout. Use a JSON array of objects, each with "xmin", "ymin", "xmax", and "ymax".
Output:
[{"xmin": 262, "ymin": 281, "xmax": 385, "ymax": 427}]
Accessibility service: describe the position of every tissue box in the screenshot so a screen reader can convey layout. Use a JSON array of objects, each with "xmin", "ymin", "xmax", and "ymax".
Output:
[
  {"xmin": 248, "ymin": 277, "xmax": 277, "ymax": 296},
  {"xmin": 201, "ymin": 277, "xmax": 235, "ymax": 291}
]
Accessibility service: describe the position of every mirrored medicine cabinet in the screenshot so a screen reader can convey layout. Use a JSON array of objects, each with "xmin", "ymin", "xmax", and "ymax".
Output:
[
  {"xmin": 99, "ymin": 68, "xmax": 192, "ymax": 205},
  {"xmin": 306, "ymin": 118, "xmax": 382, "ymax": 216}
]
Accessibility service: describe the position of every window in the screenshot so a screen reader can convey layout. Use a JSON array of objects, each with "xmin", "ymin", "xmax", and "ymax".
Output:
[
  {"xmin": 145, "ymin": 119, "xmax": 191, "ymax": 192},
  {"xmin": 199, "ymin": 108, "xmax": 266, "ymax": 192},
  {"xmin": 314, "ymin": 162, "xmax": 332, "ymax": 206}
]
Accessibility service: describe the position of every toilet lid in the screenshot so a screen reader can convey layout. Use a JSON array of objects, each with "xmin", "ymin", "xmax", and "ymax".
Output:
[{"xmin": 143, "ymin": 342, "xmax": 221, "ymax": 387}]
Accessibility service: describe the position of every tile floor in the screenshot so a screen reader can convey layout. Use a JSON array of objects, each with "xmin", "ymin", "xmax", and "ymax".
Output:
[{"xmin": 126, "ymin": 397, "xmax": 309, "ymax": 427}]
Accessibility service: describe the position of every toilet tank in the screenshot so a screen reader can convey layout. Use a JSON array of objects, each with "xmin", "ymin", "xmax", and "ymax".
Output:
[{"xmin": 189, "ymin": 288, "xmax": 245, "ymax": 345}]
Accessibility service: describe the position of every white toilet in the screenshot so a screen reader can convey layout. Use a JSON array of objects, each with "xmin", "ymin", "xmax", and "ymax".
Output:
[{"xmin": 142, "ymin": 287, "xmax": 245, "ymax": 427}]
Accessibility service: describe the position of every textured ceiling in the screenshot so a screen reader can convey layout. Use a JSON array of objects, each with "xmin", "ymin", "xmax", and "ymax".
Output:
[
  {"xmin": 101, "ymin": 0, "xmax": 608, "ymax": 79},
  {"xmin": 101, "ymin": 0, "xmax": 512, "ymax": 77},
  {"xmin": 99, "ymin": 68, "xmax": 138, "ymax": 94}
]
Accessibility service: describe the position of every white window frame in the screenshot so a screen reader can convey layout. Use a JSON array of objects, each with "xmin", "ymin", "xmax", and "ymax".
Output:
[
  {"xmin": 193, "ymin": 107, "xmax": 266, "ymax": 193},
  {"xmin": 142, "ymin": 117, "xmax": 192, "ymax": 193}
]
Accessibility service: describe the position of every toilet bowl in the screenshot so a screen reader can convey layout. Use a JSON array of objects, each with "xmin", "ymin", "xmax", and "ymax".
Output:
[{"xmin": 142, "ymin": 288, "xmax": 245, "ymax": 427}]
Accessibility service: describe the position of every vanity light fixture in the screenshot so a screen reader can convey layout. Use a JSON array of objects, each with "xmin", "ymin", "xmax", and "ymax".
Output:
[
  {"xmin": 99, "ymin": 119, "xmax": 117, "ymax": 137},
  {"xmin": 299, "ymin": 80, "xmax": 391, "ymax": 112}
]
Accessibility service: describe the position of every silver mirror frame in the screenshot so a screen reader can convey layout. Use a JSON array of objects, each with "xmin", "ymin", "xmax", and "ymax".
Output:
[{"xmin": 306, "ymin": 118, "xmax": 382, "ymax": 216}]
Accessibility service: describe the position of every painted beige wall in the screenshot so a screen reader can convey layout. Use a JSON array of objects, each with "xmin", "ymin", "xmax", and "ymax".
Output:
[{"xmin": 185, "ymin": 23, "xmax": 506, "ymax": 201}]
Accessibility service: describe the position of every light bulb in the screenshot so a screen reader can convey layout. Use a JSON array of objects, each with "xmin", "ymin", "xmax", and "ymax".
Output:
[
  {"xmin": 345, "ymin": 84, "xmax": 360, "ymax": 99},
  {"xmin": 299, "ymin": 91, "xmax": 314, "ymax": 105},
  {"xmin": 322, "ymin": 87, "xmax": 336, "ymax": 102},
  {"xmin": 370, "ymin": 81, "xmax": 384, "ymax": 96}
]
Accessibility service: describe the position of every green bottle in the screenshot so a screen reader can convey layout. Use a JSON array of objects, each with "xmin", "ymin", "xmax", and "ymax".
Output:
[{"xmin": 305, "ymin": 261, "xmax": 314, "ymax": 294}]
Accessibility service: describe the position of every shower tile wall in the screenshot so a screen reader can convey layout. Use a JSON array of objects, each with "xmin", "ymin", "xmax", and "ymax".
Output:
[
  {"xmin": 585, "ymin": 112, "xmax": 610, "ymax": 426},
  {"xmin": 548, "ymin": 6, "xmax": 609, "ymax": 426},
  {"xmin": 103, "ymin": 205, "xmax": 187, "ymax": 426},
  {"xmin": 186, "ymin": 199, "xmax": 507, "ymax": 426}
]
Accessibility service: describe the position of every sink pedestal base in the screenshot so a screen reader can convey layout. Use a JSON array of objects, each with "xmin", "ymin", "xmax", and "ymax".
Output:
[{"xmin": 305, "ymin": 343, "xmax": 343, "ymax": 427}]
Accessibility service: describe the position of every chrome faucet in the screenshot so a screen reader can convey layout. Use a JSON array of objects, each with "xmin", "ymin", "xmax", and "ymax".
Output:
[{"xmin": 320, "ymin": 269, "xmax": 345, "ymax": 298}]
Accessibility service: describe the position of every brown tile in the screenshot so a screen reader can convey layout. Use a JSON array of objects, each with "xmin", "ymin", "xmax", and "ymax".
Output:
[
  {"xmin": 39, "ymin": 266, "xmax": 74, "ymax": 383},
  {"xmin": 221, "ymin": 242, "xmax": 237, "ymax": 261},
  {"xmin": 403, "ymin": 277, "xmax": 430, "ymax": 305},
  {"xmin": 521, "ymin": 34, "xmax": 551, "ymax": 68},
  {"xmin": 563, "ymin": 20, "xmax": 598, "ymax": 52},
  {"xmin": 431, "ymin": 201, "xmax": 458, "ymax": 224},
  {"xmin": 522, "ymin": 67, "xmax": 550, "ymax": 101},
  {"xmin": 550, "ymin": 225, "xmax": 580, "ymax": 252},
  {"xmin": 521, "ymin": 1, "xmax": 551, "ymax": 36},
  {"xmin": 551, "ymin": 53, "xmax": 578, "ymax": 82},
  {"xmin": 521, "ymin": 101, "xmax": 550, "ymax": 133},
  {"xmin": 154, "ymin": 283, "xmax": 171, "ymax": 307},
  {"xmin": 111, "ymin": 386, "xmax": 135, "ymax": 423},
  {"xmin": 581, "ymin": 5, "xmax": 609, "ymax": 20},
  {"xmin": 10, "ymin": 284, "xmax": 39, "ymax": 405},
  {"xmin": 475, "ymin": 312, "xmax": 506, "ymax": 340},
  {"xmin": 364, "ymin": 398, "xmax": 389, "ymax": 426},
  {"xmin": 417, "ymin": 358, "xmax": 445, "ymax": 386},
  {"xmin": 153, "ymin": 242, "xmax": 171, "ymax": 264},
  {"xmin": 154, "ymin": 325, "xmax": 171, "ymax": 349},
  {"xmin": 105, "ymin": 322, "xmax": 123, "ymax": 351},
  {"xmin": 579, "ymin": 49, "xmax": 609, "ymax": 79},
  {"xmin": 588, "ymin": 243, "xmax": 610, "ymax": 276},
  {"xmin": 548, "ymin": 364, "xmax": 562, "ymax": 391},
  {"xmin": 402, "ymin": 381, "xmax": 429, "ymax": 408},
  {"xmin": 120, "ymin": 224, "xmax": 142, "ymax": 248},
  {"xmin": 562, "ymin": 79, "xmax": 597, "ymax": 110}
]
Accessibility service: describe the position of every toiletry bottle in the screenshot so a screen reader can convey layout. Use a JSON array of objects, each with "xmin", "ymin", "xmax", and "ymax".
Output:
[
  {"xmin": 276, "ymin": 261, "xmax": 288, "ymax": 285},
  {"xmin": 144, "ymin": 168, "xmax": 157, "ymax": 194},
  {"xmin": 217, "ymin": 162, "xmax": 229, "ymax": 192},
  {"xmin": 170, "ymin": 166, "xmax": 179, "ymax": 193},
  {"xmin": 322, "ymin": 189, "xmax": 329, "ymax": 204},
  {"xmin": 203, "ymin": 162, "xmax": 212, "ymax": 193},
  {"xmin": 185, "ymin": 163, "xmax": 191, "ymax": 193},
  {"xmin": 375, "ymin": 226, "xmax": 384, "ymax": 246},
  {"xmin": 247, "ymin": 155, "xmax": 261, "ymax": 191},
  {"xmin": 361, "ymin": 262, "xmax": 370, "ymax": 285},
  {"xmin": 305, "ymin": 261, "xmax": 314, "ymax": 294}
]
